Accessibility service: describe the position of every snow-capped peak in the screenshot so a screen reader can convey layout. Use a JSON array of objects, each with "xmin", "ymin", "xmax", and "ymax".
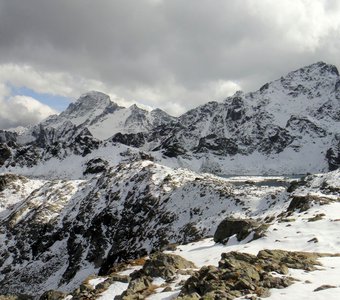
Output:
[
  {"xmin": 60, "ymin": 91, "xmax": 112, "ymax": 123},
  {"xmin": 288, "ymin": 61, "xmax": 339, "ymax": 78}
]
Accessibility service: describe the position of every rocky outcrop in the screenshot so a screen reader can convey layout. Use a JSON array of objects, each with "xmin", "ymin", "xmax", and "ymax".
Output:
[
  {"xmin": 177, "ymin": 250, "xmax": 330, "ymax": 299},
  {"xmin": 326, "ymin": 135, "xmax": 340, "ymax": 171},
  {"xmin": 83, "ymin": 158, "xmax": 109, "ymax": 175},
  {"xmin": 286, "ymin": 194, "xmax": 335, "ymax": 213},
  {"xmin": 119, "ymin": 253, "xmax": 195, "ymax": 300},
  {"xmin": 213, "ymin": 217, "xmax": 265, "ymax": 243},
  {"xmin": 134, "ymin": 253, "xmax": 196, "ymax": 280}
]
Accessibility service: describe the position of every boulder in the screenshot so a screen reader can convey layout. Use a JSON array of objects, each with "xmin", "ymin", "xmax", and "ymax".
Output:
[
  {"xmin": 214, "ymin": 218, "xmax": 260, "ymax": 243},
  {"xmin": 139, "ymin": 253, "xmax": 196, "ymax": 280}
]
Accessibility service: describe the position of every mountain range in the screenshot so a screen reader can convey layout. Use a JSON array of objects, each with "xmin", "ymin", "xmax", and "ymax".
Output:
[
  {"xmin": 0, "ymin": 61, "xmax": 339, "ymax": 178},
  {"xmin": 0, "ymin": 61, "xmax": 339, "ymax": 299}
]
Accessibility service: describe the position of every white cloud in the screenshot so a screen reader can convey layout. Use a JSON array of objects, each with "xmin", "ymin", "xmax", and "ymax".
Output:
[
  {"xmin": 246, "ymin": 0, "xmax": 340, "ymax": 51},
  {"xmin": 0, "ymin": 64, "xmax": 107, "ymax": 99},
  {"xmin": 0, "ymin": 83, "xmax": 57, "ymax": 129}
]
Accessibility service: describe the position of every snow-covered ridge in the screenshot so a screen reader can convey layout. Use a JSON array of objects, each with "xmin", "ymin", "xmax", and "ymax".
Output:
[{"xmin": 0, "ymin": 165, "xmax": 338, "ymax": 298}]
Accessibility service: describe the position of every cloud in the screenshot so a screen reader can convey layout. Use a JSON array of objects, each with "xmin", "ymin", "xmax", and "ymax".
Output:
[
  {"xmin": 0, "ymin": 84, "xmax": 57, "ymax": 129},
  {"xmin": 0, "ymin": 0, "xmax": 339, "ymax": 125}
]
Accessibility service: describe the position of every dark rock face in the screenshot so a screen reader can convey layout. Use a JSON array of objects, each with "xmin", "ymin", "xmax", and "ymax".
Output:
[
  {"xmin": 194, "ymin": 135, "xmax": 238, "ymax": 155},
  {"xmin": 286, "ymin": 194, "xmax": 334, "ymax": 213},
  {"xmin": 326, "ymin": 136, "xmax": 340, "ymax": 171},
  {"xmin": 0, "ymin": 144, "xmax": 12, "ymax": 167},
  {"xmin": 0, "ymin": 174, "xmax": 23, "ymax": 192},
  {"xmin": 1, "ymin": 124, "xmax": 101, "ymax": 169},
  {"xmin": 0, "ymin": 130, "xmax": 17, "ymax": 144},
  {"xmin": 111, "ymin": 132, "xmax": 146, "ymax": 148},
  {"xmin": 153, "ymin": 136, "xmax": 187, "ymax": 158},
  {"xmin": 83, "ymin": 158, "xmax": 109, "ymax": 175},
  {"xmin": 178, "ymin": 250, "xmax": 326, "ymax": 300},
  {"xmin": 214, "ymin": 218, "xmax": 261, "ymax": 243},
  {"xmin": 258, "ymin": 125, "xmax": 294, "ymax": 154},
  {"xmin": 286, "ymin": 116, "xmax": 327, "ymax": 137}
]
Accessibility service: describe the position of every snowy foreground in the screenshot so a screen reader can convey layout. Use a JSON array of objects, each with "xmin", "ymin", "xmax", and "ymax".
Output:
[{"xmin": 64, "ymin": 170, "xmax": 340, "ymax": 300}]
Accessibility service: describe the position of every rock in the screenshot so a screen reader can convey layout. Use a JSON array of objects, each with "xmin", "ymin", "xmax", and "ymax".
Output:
[
  {"xmin": 84, "ymin": 158, "xmax": 108, "ymax": 175},
  {"xmin": 0, "ymin": 295, "xmax": 33, "ymax": 300},
  {"xmin": 176, "ymin": 293, "xmax": 201, "ymax": 300},
  {"xmin": 117, "ymin": 257, "xmax": 190, "ymax": 300},
  {"xmin": 0, "ymin": 144, "xmax": 11, "ymax": 167},
  {"xmin": 314, "ymin": 285, "xmax": 337, "ymax": 292},
  {"xmin": 126, "ymin": 277, "xmax": 152, "ymax": 294},
  {"xmin": 326, "ymin": 136, "xmax": 340, "ymax": 171},
  {"xmin": 111, "ymin": 132, "xmax": 146, "ymax": 148},
  {"xmin": 257, "ymin": 249, "xmax": 321, "ymax": 271},
  {"xmin": 120, "ymin": 276, "xmax": 152, "ymax": 300},
  {"xmin": 178, "ymin": 249, "xmax": 326, "ymax": 299},
  {"xmin": 108, "ymin": 274, "xmax": 130, "ymax": 283},
  {"xmin": 39, "ymin": 290, "xmax": 66, "ymax": 300},
  {"xmin": 194, "ymin": 135, "xmax": 238, "ymax": 156},
  {"xmin": 140, "ymin": 253, "xmax": 196, "ymax": 280},
  {"xmin": 214, "ymin": 218, "xmax": 261, "ymax": 243},
  {"xmin": 308, "ymin": 214, "xmax": 325, "ymax": 222},
  {"xmin": 286, "ymin": 195, "xmax": 332, "ymax": 213}
]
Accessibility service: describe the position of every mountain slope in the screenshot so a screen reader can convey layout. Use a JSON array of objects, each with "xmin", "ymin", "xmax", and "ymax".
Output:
[{"xmin": 0, "ymin": 159, "xmax": 293, "ymax": 296}]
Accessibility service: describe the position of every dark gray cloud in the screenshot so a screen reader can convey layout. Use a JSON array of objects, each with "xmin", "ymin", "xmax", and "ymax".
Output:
[{"xmin": 0, "ymin": 0, "xmax": 339, "ymax": 128}]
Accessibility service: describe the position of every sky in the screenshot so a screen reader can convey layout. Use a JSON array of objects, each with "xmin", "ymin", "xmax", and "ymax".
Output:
[{"xmin": 0, "ymin": 0, "xmax": 340, "ymax": 129}]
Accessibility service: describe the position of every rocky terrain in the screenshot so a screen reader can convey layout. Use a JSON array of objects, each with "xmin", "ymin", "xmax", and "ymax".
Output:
[{"xmin": 0, "ymin": 62, "xmax": 339, "ymax": 299}]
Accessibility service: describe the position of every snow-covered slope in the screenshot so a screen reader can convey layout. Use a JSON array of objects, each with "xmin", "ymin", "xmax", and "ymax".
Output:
[
  {"xmin": 73, "ymin": 170, "xmax": 340, "ymax": 300},
  {"xmin": 0, "ymin": 158, "xmax": 305, "ymax": 296}
]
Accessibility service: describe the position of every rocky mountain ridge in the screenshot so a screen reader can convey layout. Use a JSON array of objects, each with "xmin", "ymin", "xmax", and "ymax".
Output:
[{"xmin": 0, "ymin": 61, "xmax": 339, "ymax": 178}]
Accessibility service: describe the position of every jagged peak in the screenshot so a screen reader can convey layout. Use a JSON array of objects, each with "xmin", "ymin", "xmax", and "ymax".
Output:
[
  {"xmin": 150, "ymin": 107, "xmax": 172, "ymax": 116},
  {"xmin": 75, "ymin": 91, "xmax": 112, "ymax": 106},
  {"xmin": 60, "ymin": 91, "xmax": 113, "ymax": 120},
  {"xmin": 285, "ymin": 61, "xmax": 339, "ymax": 79},
  {"xmin": 128, "ymin": 103, "xmax": 148, "ymax": 113}
]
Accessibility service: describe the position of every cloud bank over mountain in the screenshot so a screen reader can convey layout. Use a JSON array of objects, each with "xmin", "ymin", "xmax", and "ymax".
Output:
[{"xmin": 0, "ymin": 0, "xmax": 340, "ymax": 128}]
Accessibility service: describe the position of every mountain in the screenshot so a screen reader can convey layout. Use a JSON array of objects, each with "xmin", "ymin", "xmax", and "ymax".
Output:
[
  {"xmin": 150, "ymin": 61, "xmax": 340, "ymax": 174},
  {"xmin": 1, "ymin": 62, "xmax": 339, "ymax": 178},
  {"xmin": 42, "ymin": 91, "xmax": 176, "ymax": 140},
  {"xmin": 0, "ymin": 62, "xmax": 339, "ymax": 298}
]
